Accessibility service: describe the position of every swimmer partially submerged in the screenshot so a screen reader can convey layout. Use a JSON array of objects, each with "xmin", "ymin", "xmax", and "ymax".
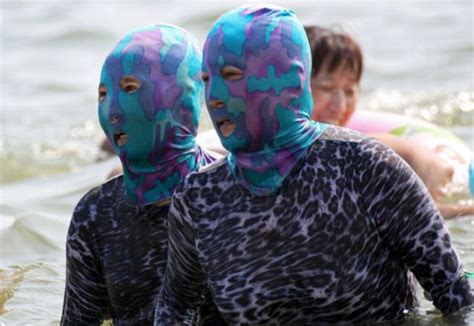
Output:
[
  {"xmin": 155, "ymin": 5, "xmax": 472, "ymax": 324},
  {"xmin": 61, "ymin": 24, "xmax": 215, "ymax": 325},
  {"xmin": 304, "ymin": 24, "xmax": 473, "ymax": 219}
]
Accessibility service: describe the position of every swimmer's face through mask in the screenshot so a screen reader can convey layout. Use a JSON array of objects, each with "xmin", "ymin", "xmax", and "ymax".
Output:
[
  {"xmin": 99, "ymin": 52, "xmax": 162, "ymax": 172},
  {"xmin": 98, "ymin": 25, "xmax": 203, "ymax": 172},
  {"xmin": 98, "ymin": 75, "xmax": 141, "ymax": 147},
  {"xmin": 202, "ymin": 5, "xmax": 313, "ymax": 153}
]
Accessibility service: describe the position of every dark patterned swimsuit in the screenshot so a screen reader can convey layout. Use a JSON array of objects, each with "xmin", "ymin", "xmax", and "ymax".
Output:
[
  {"xmin": 61, "ymin": 150, "xmax": 216, "ymax": 325},
  {"xmin": 156, "ymin": 126, "xmax": 472, "ymax": 325},
  {"xmin": 61, "ymin": 175, "xmax": 169, "ymax": 325}
]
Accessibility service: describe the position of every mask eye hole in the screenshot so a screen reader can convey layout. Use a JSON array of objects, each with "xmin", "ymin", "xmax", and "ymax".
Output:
[
  {"xmin": 221, "ymin": 66, "xmax": 242, "ymax": 81},
  {"xmin": 202, "ymin": 72, "xmax": 209, "ymax": 83},
  {"xmin": 98, "ymin": 84, "xmax": 107, "ymax": 102},
  {"xmin": 120, "ymin": 75, "xmax": 141, "ymax": 93}
]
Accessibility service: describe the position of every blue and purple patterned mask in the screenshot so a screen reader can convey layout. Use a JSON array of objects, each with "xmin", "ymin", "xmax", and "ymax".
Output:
[
  {"xmin": 99, "ymin": 24, "xmax": 209, "ymax": 206},
  {"xmin": 203, "ymin": 5, "xmax": 327, "ymax": 195}
]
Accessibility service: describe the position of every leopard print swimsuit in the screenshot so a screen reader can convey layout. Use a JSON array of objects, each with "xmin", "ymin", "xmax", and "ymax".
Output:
[
  {"xmin": 156, "ymin": 126, "xmax": 472, "ymax": 325},
  {"xmin": 61, "ymin": 153, "xmax": 215, "ymax": 325},
  {"xmin": 61, "ymin": 175, "xmax": 170, "ymax": 325}
]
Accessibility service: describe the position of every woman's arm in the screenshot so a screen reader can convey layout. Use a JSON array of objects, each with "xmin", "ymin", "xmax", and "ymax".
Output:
[
  {"xmin": 360, "ymin": 138, "xmax": 472, "ymax": 313},
  {"xmin": 154, "ymin": 195, "xmax": 212, "ymax": 325},
  {"xmin": 435, "ymin": 202, "xmax": 474, "ymax": 220},
  {"xmin": 369, "ymin": 133, "xmax": 474, "ymax": 219},
  {"xmin": 61, "ymin": 196, "xmax": 111, "ymax": 325},
  {"xmin": 370, "ymin": 133, "xmax": 454, "ymax": 201}
]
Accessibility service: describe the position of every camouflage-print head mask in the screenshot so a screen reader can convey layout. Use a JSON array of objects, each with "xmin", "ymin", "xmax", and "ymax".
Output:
[
  {"xmin": 203, "ymin": 5, "xmax": 327, "ymax": 195},
  {"xmin": 99, "ymin": 24, "xmax": 207, "ymax": 206}
]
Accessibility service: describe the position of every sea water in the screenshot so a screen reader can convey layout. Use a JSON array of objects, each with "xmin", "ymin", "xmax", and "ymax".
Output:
[{"xmin": 1, "ymin": 1, "xmax": 473, "ymax": 325}]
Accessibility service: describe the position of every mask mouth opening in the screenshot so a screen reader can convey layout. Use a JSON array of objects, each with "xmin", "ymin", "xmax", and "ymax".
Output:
[
  {"xmin": 216, "ymin": 118, "xmax": 236, "ymax": 138},
  {"xmin": 114, "ymin": 132, "xmax": 128, "ymax": 147}
]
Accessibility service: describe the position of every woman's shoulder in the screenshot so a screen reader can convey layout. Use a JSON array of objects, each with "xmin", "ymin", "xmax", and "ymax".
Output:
[
  {"xmin": 71, "ymin": 175, "xmax": 126, "ymax": 225},
  {"xmin": 304, "ymin": 125, "xmax": 402, "ymax": 178},
  {"xmin": 318, "ymin": 124, "xmax": 368, "ymax": 143},
  {"xmin": 174, "ymin": 157, "xmax": 230, "ymax": 198},
  {"xmin": 307, "ymin": 125, "xmax": 372, "ymax": 159},
  {"xmin": 313, "ymin": 125, "xmax": 395, "ymax": 155},
  {"xmin": 80, "ymin": 174, "xmax": 124, "ymax": 203}
]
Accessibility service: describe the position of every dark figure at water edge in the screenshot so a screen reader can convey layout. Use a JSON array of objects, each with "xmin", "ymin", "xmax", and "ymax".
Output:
[
  {"xmin": 304, "ymin": 24, "xmax": 474, "ymax": 219},
  {"xmin": 61, "ymin": 24, "xmax": 216, "ymax": 325},
  {"xmin": 155, "ymin": 5, "xmax": 473, "ymax": 325}
]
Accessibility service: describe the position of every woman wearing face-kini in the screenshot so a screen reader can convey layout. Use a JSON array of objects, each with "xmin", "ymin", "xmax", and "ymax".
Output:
[
  {"xmin": 154, "ymin": 5, "xmax": 472, "ymax": 325},
  {"xmin": 60, "ymin": 25, "xmax": 218, "ymax": 325}
]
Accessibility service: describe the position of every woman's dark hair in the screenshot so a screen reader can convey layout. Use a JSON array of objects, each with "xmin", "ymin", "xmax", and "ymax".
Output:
[{"xmin": 304, "ymin": 25, "xmax": 363, "ymax": 82}]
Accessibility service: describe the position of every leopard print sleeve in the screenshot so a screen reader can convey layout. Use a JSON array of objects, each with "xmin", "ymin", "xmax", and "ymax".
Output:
[
  {"xmin": 359, "ymin": 137, "xmax": 473, "ymax": 313},
  {"xmin": 154, "ymin": 183, "xmax": 209, "ymax": 325},
  {"xmin": 61, "ymin": 189, "xmax": 111, "ymax": 325}
]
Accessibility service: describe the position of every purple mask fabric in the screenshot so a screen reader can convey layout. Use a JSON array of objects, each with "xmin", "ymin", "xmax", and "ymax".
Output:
[
  {"xmin": 203, "ymin": 5, "xmax": 327, "ymax": 195},
  {"xmin": 99, "ymin": 24, "xmax": 212, "ymax": 206}
]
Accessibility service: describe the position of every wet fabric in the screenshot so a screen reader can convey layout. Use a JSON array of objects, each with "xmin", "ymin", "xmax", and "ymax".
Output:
[
  {"xmin": 99, "ymin": 24, "xmax": 206, "ymax": 206},
  {"xmin": 155, "ymin": 126, "xmax": 473, "ymax": 325},
  {"xmin": 202, "ymin": 5, "xmax": 327, "ymax": 195},
  {"xmin": 60, "ymin": 172, "xmax": 217, "ymax": 325},
  {"xmin": 61, "ymin": 24, "xmax": 218, "ymax": 325}
]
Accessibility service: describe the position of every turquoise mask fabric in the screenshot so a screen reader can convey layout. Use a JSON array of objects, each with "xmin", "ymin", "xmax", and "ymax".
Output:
[
  {"xmin": 203, "ymin": 5, "xmax": 327, "ymax": 195},
  {"xmin": 99, "ymin": 24, "xmax": 210, "ymax": 206}
]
